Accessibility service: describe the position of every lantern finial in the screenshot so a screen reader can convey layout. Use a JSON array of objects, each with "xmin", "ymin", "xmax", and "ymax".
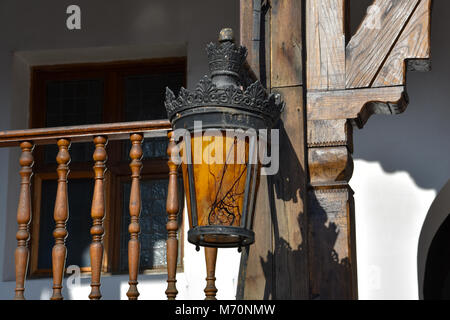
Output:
[
  {"xmin": 164, "ymin": 29, "xmax": 283, "ymax": 129},
  {"xmin": 206, "ymin": 28, "xmax": 247, "ymax": 88},
  {"xmin": 218, "ymin": 28, "xmax": 234, "ymax": 42}
]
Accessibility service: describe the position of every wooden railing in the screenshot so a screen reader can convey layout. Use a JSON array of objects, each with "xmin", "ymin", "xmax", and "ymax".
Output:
[{"xmin": 0, "ymin": 120, "xmax": 184, "ymax": 300}]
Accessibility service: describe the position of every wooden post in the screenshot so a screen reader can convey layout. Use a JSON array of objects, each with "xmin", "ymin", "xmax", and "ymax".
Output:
[
  {"xmin": 165, "ymin": 131, "xmax": 180, "ymax": 300},
  {"xmin": 126, "ymin": 133, "xmax": 143, "ymax": 300},
  {"xmin": 14, "ymin": 141, "xmax": 34, "ymax": 300},
  {"xmin": 89, "ymin": 136, "xmax": 107, "ymax": 300},
  {"xmin": 204, "ymin": 247, "xmax": 218, "ymax": 300},
  {"xmin": 307, "ymin": 120, "xmax": 356, "ymax": 299},
  {"xmin": 51, "ymin": 138, "xmax": 71, "ymax": 300},
  {"xmin": 238, "ymin": 0, "xmax": 309, "ymax": 299}
]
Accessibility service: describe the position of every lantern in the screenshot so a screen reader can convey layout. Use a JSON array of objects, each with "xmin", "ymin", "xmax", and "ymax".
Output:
[{"xmin": 164, "ymin": 28, "xmax": 283, "ymax": 250}]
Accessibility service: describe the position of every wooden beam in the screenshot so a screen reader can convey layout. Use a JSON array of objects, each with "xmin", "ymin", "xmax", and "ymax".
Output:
[
  {"xmin": 271, "ymin": 0, "xmax": 303, "ymax": 87},
  {"xmin": 346, "ymin": 0, "xmax": 421, "ymax": 88},
  {"xmin": 306, "ymin": 0, "xmax": 346, "ymax": 90},
  {"xmin": 373, "ymin": 0, "xmax": 431, "ymax": 87},
  {"xmin": 307, "ymin": 86, "xmax": 408, "ymax": 123}
]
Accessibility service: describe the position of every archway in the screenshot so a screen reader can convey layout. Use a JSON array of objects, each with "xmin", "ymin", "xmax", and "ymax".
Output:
[{"xmin": 418, "ymin": 179, "xmax": 450, "ymax": 299}]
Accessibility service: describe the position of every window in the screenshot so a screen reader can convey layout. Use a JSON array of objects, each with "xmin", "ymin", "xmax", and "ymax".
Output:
[{"xmin": 28, "ymin": 58, "xmax": 186, "ymax": 276}]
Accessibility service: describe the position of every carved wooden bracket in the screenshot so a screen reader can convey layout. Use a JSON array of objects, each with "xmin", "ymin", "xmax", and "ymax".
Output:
[{"xmin": 307, "ymin": 0, "xmax": 431, "ymax": 127}]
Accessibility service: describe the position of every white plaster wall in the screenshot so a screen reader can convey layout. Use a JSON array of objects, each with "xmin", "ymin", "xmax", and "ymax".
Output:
[
  {"xmin": 351, "ymin": 161, "xmax": 436, "ymax": 300},
  {"xmin": 348, "ymin": 0, "xmax": 450, "ymax": 300},
  {"xmin": 0, "ymin": 0, "xmax": 241, "ymax": 300}
]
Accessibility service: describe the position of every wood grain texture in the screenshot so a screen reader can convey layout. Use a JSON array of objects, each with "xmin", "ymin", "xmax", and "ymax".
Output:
[
  {"xmin": 14, "ymin": 142, "xmax": 34, "ymax": 300},
  {"xmin": 237, "ymin": 174, "xmax": 273, "ymax": 299},
  {"xmin": 271, "ymin": 0, "xmax": 303, "ymax": 87},
  {"xmin": 308, "ymin": 146, "xmax": 353, "ymax": 186},
  {"xmin": 166, "ymin": 131, "xmax": 180, "ymax": 300},
  {"xmin": 307, "ymin": 119, "xmax": 356, "ymax": 299},
  {"xmin": 238, "ymin": 88, "xmax": 308, "ymax": 299},
  {"xmin": 237, "ymin": 0, "xmax": 308, "ymax": 300},
  {"xmin": 0, "ymin": 120, "xmax": 170, "ymax": 148},
  {"xmin": 308, "ymin": 186, "xmax": 357, "ymax": 299},
  {"xmin": 346, "ymin": 0, "xmax": 420, "ymax": 88},
  {"xmin": 51, "ymin": 139, "xmax": 70, "ymax": 300},
  {"xmin": 373, "ymin": 0, "xmax": 431, "ymax": 87},
  {"xmin": 126, "ymin": 134, "xmax": 143, "ymax": 300},
  {"xmin": 240, "ymin": 0, "xmax": 259, "ymax": 77},
  {"xmin": 270, "ymin": 87, "xmax": 308, "ymax": 299},
  {"xmin": 307, "ymin": 119, "xmax": 353, "ymax": 151},
  {"xmin": 306, "ymin": 0, "xmax": 346, "ymax": 90},
  {"xmin": 307, "ymin": 86, "xmax": 408, "ymax": 124},
  {"xmin": 204, "ymin": 247, "xmax": 218, "ymax": 300},
  {"xmin": 89, "ymin": 136, "xmax": 107, "ymax": 300}
]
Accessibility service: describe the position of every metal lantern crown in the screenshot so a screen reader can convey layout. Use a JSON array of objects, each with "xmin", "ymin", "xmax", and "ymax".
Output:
[{"xmin": 165, "ymin": 28, "xmax": 283, "ymax": 250}]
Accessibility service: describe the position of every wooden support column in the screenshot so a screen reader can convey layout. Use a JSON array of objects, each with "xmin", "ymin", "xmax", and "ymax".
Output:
[
  {"xmin": 165, "ymin": 131, "xmax": 180, "ymax": 300},
  {"xmin": 126, "ymin": 133, "xmax": 143, "ymax": 300},
  {"xmin": 51, "ymin": 138, "xmax": 70, "ymax": 301},
  {"xmin": 89, "ymin": 136, "xmax": 107, "ymax": 300},
  {"xmin": 204, "ymin": 247, "xmax": 218, "ymax": 300},
  {"xmin": 307, "ymin": 119, "xmax": 356, "ymax": 299},
  {"xmin": 238, "ymin": 0, "xmax": 308, "ymax": 299},
  {"xmin": 14, "ymin": 142, "xmax": 34, "ymax": 300}
]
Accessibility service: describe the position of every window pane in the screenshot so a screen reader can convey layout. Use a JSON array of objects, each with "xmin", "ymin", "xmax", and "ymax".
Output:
[
  {"xmin": 37, "ymin": 178, "xmax": 94, "ymax": 270},
  {"xmin": 124, "ymin": 73, "xmax": 183, "ymax": 121},
  {"xmin": 122, "ymin": 73, "xmax": 184, "ymax": 160},
  {"xmin": 122, "ymin": 137, "xmax": 168, "ymax": 161},
  {"xmin": 44, "ymin": 79, "xmax": 104, "ymax": 163},
  {"xmin": 119, "ymin": 178, "xmax": 182, "ymax": 272}
]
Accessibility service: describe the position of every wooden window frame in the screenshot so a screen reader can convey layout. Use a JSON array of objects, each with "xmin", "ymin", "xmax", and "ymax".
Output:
[{"xmin": 28, "ymin": 58, "xmax": 186, "ymax": 277}]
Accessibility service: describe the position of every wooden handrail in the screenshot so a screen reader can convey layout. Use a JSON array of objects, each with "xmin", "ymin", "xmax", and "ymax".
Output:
[
  {"xmin": 7, "ymin": 120, "xmax": 179, "ymax": 300},
  {"xmin": 0, "ymin": 120, "xmax": 171, "ymax": 147}
]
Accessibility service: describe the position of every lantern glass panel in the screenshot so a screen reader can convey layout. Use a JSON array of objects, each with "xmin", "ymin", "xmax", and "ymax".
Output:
[{"xmin": 181, "ymin": 131, "xmax": 259, "ymax": 246}]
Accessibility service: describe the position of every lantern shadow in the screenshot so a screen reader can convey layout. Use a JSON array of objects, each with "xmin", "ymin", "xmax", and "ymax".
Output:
[{"xmin": 242, "ymin": 122, "xmax": 352, "ymax": 299}]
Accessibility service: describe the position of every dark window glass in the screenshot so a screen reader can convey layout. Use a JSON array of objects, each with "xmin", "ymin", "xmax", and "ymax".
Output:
[
  {"xmin": 37, "ymin": 179, "xmax": 94, "ymax": 269},
  {"xmin": 33, "ymin": 60, "xmax": 186, "ymax": 274},
  {"xmin": 120, "ymin": 179, "xmax": 169, "ymax": 271},
  {"xmin": 122, "ymin": 73, "xmax": 184, "ymax": 160},
  {"xmin": 44, "ymin": 79, "xmax": 104, "ymax": 163},
  {"xmin": 124, "ymin": 73, "xmax": 183, "ymax": 121},
  {"xmin": 119, "ymin": 178, "xmax": 183, "ymax": 271}
]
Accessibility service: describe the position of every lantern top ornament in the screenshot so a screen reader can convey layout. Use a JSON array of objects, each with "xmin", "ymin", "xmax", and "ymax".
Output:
[{"xmin": 164, "ymin": 28, "xmax": 283, "ymax": 130}]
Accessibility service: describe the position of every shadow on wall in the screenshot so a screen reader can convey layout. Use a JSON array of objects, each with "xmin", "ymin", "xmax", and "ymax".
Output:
[
  {"xmin": 248, "ymin": 123, "xmax": 352, "ymax": 300},
  {"xmin": 418, "ymin": 179, "xmax": 450, "ymax": 300},
  {"xmin": 350, "ymin": 0, "xmax": 450, "ymax": 191}
]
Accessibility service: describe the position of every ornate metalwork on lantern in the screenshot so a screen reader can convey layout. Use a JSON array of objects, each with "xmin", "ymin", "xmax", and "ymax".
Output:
[{"xmin": 164, "ymin": 28, "xmax": 284, "ymax": 250}]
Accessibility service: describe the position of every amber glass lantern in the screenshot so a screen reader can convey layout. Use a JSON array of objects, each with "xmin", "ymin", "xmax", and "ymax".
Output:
[{"xmin": 164, "ymin": 28, "xmax": 283, "ymax": 250}]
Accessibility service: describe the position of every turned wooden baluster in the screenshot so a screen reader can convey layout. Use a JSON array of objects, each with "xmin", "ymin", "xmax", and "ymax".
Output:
[
  {"xmin": 51, "ymin": 139, "xmax": 71, "ymax": 300},
  {"xmin": 126, "ymin": 133, "xmax": 143, "ymax": 300},
  {"xmin": 14, "ymin": 141, "xmax": 34, "ymax": 300},
  {"xmin": 204, "ymin": 247, "xmax": 218, "ymax": 300},
  {"xmin": 89, "ymin": 136, "xmax": 108, "ymax": 300},
  {"xmin": 165, "ymin": 131, "xmax": 179, "ymax": 300}
]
